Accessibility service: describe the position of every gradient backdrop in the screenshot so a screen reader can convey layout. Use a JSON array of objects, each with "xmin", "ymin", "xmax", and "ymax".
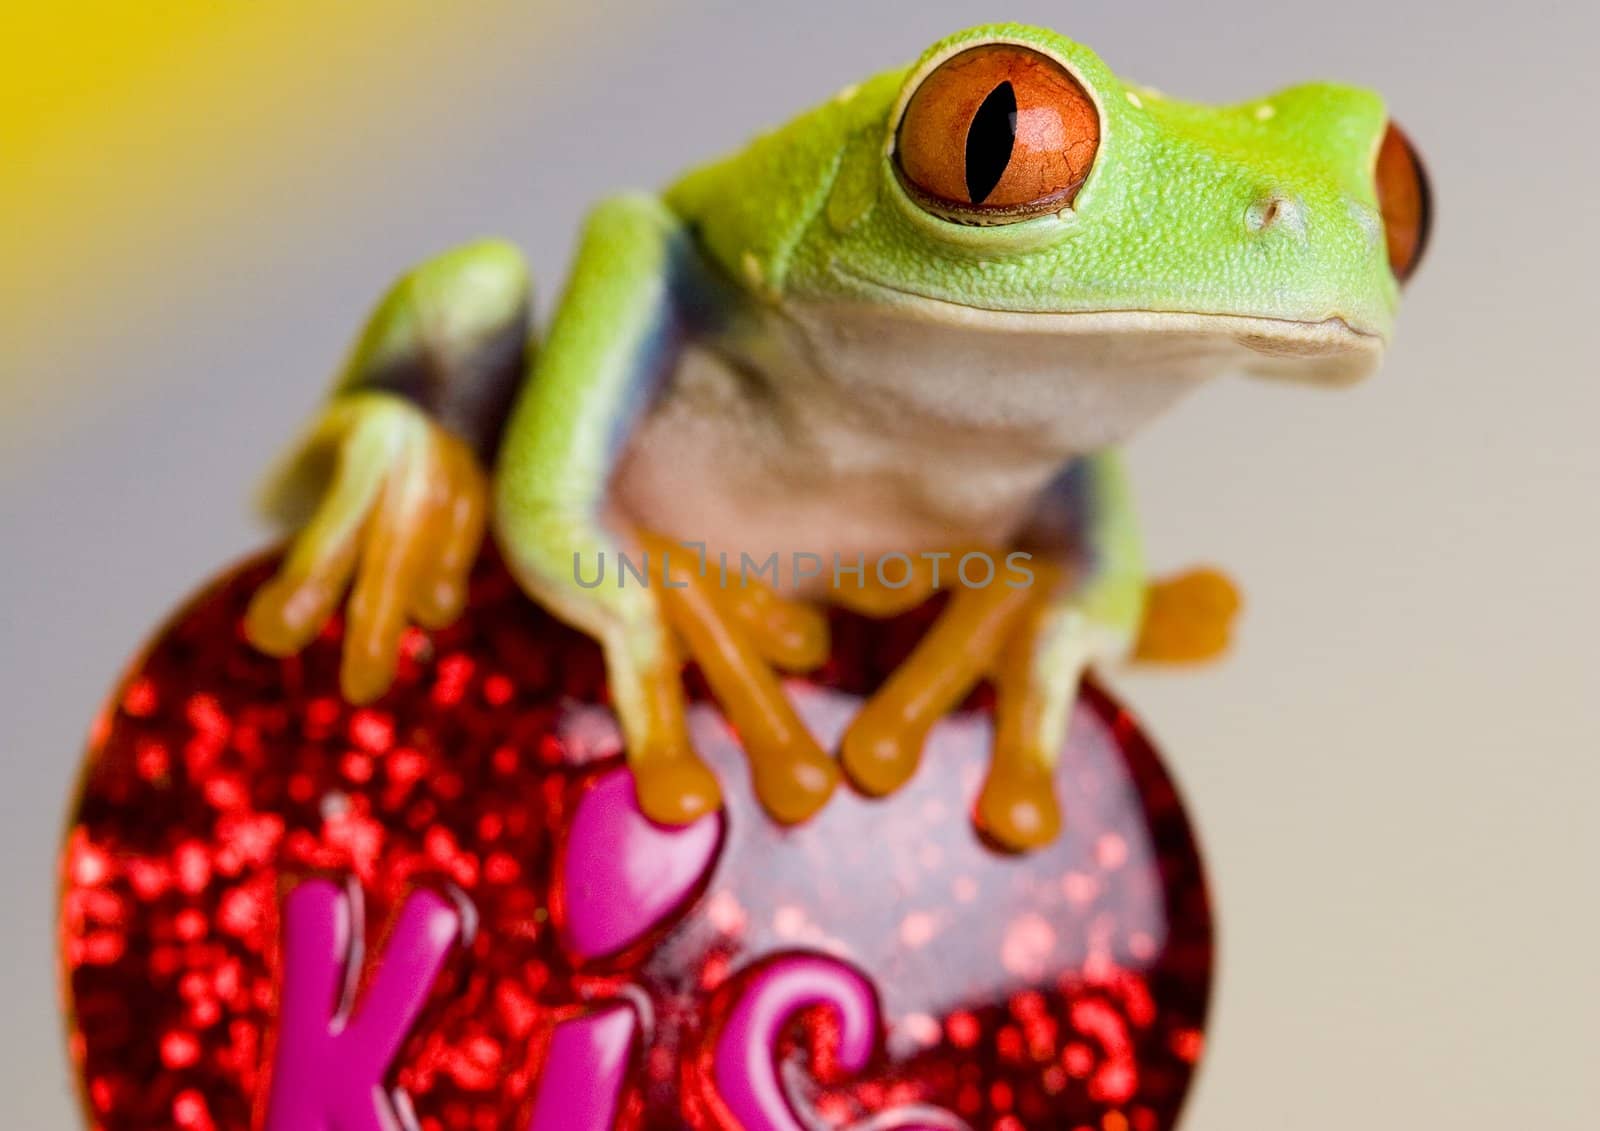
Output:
[{"xmin": 4, "ymin": 1, "xmax": 1597, "ymax": 1127}]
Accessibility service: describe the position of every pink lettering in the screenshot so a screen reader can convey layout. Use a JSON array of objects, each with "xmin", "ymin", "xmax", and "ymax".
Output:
[
  {"xmin": 524, "ymin": 1005, "xmax": 638, "ymax": 1131},
  {"xmin": 261, "ymin": 879, "xmax": 468, "ymax": 1131},
  {"xmin": 712, "ymin": 954, "xmax": 880, "ymax": 1131},
  {"xmin": 258, "ymin": 773, "xmax": 963, "ymax": 1128},
  {"xmin": 556, "ymin": 768, "xmax": 723, "ymax": 962}
]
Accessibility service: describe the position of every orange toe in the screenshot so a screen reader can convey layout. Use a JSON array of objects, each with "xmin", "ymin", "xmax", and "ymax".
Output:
[
  {"xmin": 1134, "ymin": 567, "xmax": 1242, "ymax": 664},
  {"xmin": 750, "ymin": 748, "xmax": 840, "ymax": 825},
  {"xmin": 976, "ymin": 762, "xmax": 1062, "ymax": 851},
  {"xmin": 632, "ymin": 754, "xmax": 724, "ymax": 826},
  {"xmin": 840, "ymin": 714, "xmax": 928, "ymax": 797}
]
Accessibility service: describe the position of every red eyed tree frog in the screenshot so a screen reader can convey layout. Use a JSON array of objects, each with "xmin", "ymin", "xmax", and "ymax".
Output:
[{"xmin": 244, "ymin": 23, "xmax": 1430, "ymax": 850}]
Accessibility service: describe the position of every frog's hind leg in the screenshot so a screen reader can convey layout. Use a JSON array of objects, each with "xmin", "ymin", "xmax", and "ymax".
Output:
[{"xmin": 641, "ymin": 532, "xmax": 839, "ymax": 825}]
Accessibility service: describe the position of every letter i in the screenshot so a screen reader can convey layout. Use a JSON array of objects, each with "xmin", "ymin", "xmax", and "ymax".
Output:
[{"xmin": 523, "ymin": 1005, "xmax": 638, "ymax": 1131}]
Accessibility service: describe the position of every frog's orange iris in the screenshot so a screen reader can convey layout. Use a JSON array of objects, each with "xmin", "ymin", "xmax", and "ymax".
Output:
[
  {"xmin": 1375, "ymin": 122, "xmax": 1432, "ymax": 282},
  {"xmin": 895, "ymin": 44, "xmax": 1101, "ymax": 224}
]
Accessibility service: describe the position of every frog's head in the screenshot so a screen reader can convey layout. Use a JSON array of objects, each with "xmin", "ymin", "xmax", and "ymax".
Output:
[{"xmin": 788, "ymin": 23, "xmax": 1429, "ymax": 399}]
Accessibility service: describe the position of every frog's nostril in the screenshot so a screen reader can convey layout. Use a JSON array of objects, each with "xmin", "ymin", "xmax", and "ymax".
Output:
[{"xmin": 1246, "ymin": 195, "xmax": 1305, "ymax": 236}]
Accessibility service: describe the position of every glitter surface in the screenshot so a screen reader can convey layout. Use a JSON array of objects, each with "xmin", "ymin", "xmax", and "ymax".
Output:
[{"xmin": 61, "ymin": 550, "xmax": 1212, "ymax": 1130}]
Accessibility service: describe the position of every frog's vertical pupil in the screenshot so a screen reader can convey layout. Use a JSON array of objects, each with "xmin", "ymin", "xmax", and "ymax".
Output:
[{"xmin": 965, "ymin": 81, "xmax": 1018, "ymax": 204}]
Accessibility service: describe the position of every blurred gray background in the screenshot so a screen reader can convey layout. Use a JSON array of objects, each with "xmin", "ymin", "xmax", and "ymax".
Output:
[{"xmin": 4, "ymin": 0, "xmax": 1597, "ymax": 1125}]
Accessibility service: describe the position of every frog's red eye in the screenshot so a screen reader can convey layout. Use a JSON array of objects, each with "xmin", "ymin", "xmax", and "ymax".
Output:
[
  {"xmin": 894, "ymin": 44, "xmax": 1101, "ymax": 225},
  {"xmin": 1374, "ymin": 122, "xmax": 1432, "ymax": 282}
]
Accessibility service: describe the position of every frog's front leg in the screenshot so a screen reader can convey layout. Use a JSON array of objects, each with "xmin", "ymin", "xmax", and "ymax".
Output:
[
  {"xmin": 842, "ymin": 452, "xmax": 1150, "ymax": 850},
  {"xmin": 494, "ymin": 195, "xmax": 837, "ymax": 828},
  {"xmin": 640, "ymin": 533, "xmax": 839, "ymax": 824},
  {"xmin": 980, "ymin": 452, "xmax": 1157, "ymax": 848}
]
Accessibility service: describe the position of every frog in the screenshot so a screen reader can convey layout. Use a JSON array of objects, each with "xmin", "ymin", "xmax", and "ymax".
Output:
[{"xmin": 244, "ymin": 22, "xmax": 1430, "ymax": 851}]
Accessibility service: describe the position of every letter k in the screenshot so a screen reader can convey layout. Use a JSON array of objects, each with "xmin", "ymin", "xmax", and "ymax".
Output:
[{"xmin": 261, "ymin": 879, "xmax": 470, "ymax": 1131}]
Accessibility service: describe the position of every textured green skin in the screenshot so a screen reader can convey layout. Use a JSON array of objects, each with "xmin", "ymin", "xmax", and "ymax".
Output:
[{"xmin": 668, "ymin": 23, "xmax": 1396, "ymax": 337}]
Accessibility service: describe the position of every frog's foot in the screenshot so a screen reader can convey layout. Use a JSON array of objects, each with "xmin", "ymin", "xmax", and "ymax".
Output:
[
  {"xmin": 638, "ymin": 532, "xmax": 838, "ymax": 826},
  {"xmin": 979, "ymin": 602, "xmax": 1081, "ymax": 850},
  {"xmin": 715, "ymin": 566, "xmax": 831, "ymax": 672},
  {"xmin": 1134, "ymin": 566, "xmax": 1242, "ymax": 663},
  {"xmin": 245, "ymin": 394, "xmax": 488, "ymax": 703},
  {"xmin": 840, "ymin": 563, "xmax": 1039, "ymax": 796},
  {"xmin": 605, "ymin": 630, "xmax": 726, "ymax": 825}
]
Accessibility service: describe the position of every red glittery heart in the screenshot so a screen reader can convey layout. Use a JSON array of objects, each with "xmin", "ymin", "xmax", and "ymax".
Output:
[{"xmin": 60, "ymin": 550, "xmax": 1212, "ymax": 1131}]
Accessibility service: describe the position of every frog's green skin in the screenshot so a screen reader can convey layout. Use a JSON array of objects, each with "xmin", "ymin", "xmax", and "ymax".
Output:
[{"xmin": 259, "ymin": 23, "xmax": 1406, "ymax": 843}]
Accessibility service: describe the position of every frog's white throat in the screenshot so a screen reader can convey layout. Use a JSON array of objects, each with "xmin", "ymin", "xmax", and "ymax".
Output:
[
  {"xmin": 778, "ymin": 297, "xmax": 1383, "ymax": 456},
  {"xmin": 610, "ymin": 296, "xmax": 1381, "ymax": 566}
]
